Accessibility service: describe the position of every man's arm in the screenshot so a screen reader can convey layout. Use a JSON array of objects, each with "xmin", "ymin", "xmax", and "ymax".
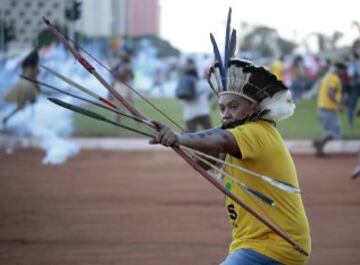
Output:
[
  {"xmin": 328, "ymin": 87, "xmax": 338, "ymax": 104},
  {"xmin": 149, "ymin": 121, "xmax": 241, "ymax": 158},
  {"xmin": 177, "ymin": 129, "xmax": 240, "ymax": 157}
]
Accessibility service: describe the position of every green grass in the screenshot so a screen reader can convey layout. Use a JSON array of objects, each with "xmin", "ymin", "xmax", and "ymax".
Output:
[
  {"xmin": 278, "ymin": 100, "xmax": 360, "ymax": 139},
  {"xmin": 74, "ymin": 97, "xmax": 360, "ymax": 139}
]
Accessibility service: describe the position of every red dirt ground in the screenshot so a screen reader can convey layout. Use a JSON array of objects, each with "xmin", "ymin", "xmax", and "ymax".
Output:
[{"xmin": 0, "ymin": 149, "xmax": 359, "ymax": 265}]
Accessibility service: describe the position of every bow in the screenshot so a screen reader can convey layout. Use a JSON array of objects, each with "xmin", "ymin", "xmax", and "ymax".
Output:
[{"xmin": 42, "ymin": 17, "xmax": 308, "ymax": 256}]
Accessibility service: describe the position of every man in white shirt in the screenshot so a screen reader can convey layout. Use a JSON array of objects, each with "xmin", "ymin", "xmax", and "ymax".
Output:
[{"xmin": 181, "ymin": 73, "xmax": 212, "ymax": 132}]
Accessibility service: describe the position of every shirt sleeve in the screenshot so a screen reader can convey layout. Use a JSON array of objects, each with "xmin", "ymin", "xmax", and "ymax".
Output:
[{"xmin": 228, "ymin": 123, "xmax": 264, "ymax": 160}]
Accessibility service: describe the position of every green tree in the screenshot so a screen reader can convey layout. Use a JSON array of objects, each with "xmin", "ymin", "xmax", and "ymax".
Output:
[
  {"xmin": 240, "ymin": 25, "xmax": 296, "ymax": 57},
  {"xmin": 36, "ymin": 28, "xmax": 57, "ymax": 48},
  {"xmin": 132, "ymin": 35, "xmax": 180, "ymax": 58}
]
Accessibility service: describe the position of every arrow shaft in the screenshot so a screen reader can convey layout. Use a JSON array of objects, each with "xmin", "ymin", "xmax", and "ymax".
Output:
[
  {"xmin": 48, "ymin": 97, "xmax": 154, "ymax": 138},
  {"xmin": 41, "ymin": 65, "xmax": 118, "ymax": 109},
  {"xmin": 21, "ymin": 75, "xmax": 154, "ymax": 129},
  {"xmin": 181, "ymin": 145, "xmax": 300, "ymax": 194},
  {"xmin": 188, "ymin": 149, "xmax": 275, "ymax": 206}
]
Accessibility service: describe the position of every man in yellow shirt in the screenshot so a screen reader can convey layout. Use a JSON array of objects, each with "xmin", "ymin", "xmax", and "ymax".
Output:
[
  {"xmin": 150, "ymin": 8, "xmax": 311, "ymax": 262},
  {"xmin": 151, "ymin": 8, "xmax": 310, "ymax": 264},
  {"xmin": 151, "ymin": 58, "xmax": 311, "ymax": 264},
  {"xmin": 313, "ymin": 63, "xmax": 347, "ymax": 157}
]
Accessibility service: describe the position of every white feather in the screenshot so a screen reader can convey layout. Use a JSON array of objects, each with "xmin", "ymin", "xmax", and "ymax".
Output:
[
  {"xmin": 260, "ymin": 90, "xmax": 295, "ymax": 121},
  {"xmin": 209, "ymin": 70, "xmax": 219, "ymax": 95},
  {"xmin": 227, "ymin": 64, "xmax": 236, "ymax": 90},
  {"xmin": 215, "ymin": 66, "xmax": 223, "ymax": 91},
  {"xmin": 238, "ymin": 68, "xmax": 251, "ymax": 94}
]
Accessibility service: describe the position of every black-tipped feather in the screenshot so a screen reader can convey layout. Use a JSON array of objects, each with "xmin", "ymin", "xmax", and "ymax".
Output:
[
  {"xmin": 210, "ymin": 33, "xmax": 226, "ymax": 89},
  {"xmin": 244, "ymin": 184, "xmax": 275, "ymax": 206},
  {"xmin": 224, "ymin": 7, "xmax": 232, "ymax": 87},
  {"xmin": 228, "ymin": 29, "xmax": 237, "ymax": 58}
]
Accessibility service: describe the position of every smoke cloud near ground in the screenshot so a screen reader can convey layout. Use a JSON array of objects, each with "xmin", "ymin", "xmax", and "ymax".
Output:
[
  {"xmin": 0, "ymin": 42, "xmax": 111, "ymax": 165},
  {"xmin": 0, "ymin": 39, "xmax": 213, "ymax": 164}
]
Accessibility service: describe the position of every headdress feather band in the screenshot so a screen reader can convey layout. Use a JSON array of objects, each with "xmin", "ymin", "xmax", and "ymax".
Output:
[{"xmin": 207, "ymin": 7, "xmax": 294, "ymax": 121}]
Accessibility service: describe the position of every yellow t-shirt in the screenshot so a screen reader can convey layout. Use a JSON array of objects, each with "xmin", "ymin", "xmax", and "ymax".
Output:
[
  {"xmin": 224, "ymin": 120, "xmax": 311, "ymax": 265},
  {"xmin": 271, "ymin": 60, "xmax": 283, "ymax": 81},
  {"xmin": 317, "ymin": 72, "xmax": 342, "ymax": 110}
]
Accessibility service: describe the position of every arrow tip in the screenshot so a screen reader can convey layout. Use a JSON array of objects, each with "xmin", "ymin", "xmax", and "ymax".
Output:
[
  {"xmin": 47, "ymin": 97, "xmax": 58, "ymax": 104},
  {"xmin": 42, "ymin": 17, "xmax": 50, "ymax": 25}
]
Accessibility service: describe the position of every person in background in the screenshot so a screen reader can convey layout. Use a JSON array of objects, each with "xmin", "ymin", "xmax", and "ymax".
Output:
[
  {"xmin": 151, "ymin": 67, "xmax": 165, "ymax": 96},
  {"xmin": 178, "ymin": 59, "xmax": 212, "ymax": 132},
  {"xmin": 290, "ymin": 55, "xmax": 307, "ymax": 102},
  {"xmin": 270, "ymin": 56, "xmax": 284, "ymax": 81},
  {"xmin": 110, "ymin": 50, "xmax": 134, "ymax": 121},
  {"xmin": 348, "ymin": 40, "xmax": 360, "ymax": 179},
  {"xmin": 313, "ymin": 62, "xmax": 347, "ymax": 157},
  {"xmin": 2, "ymin": 50, "xmax": 40, "ymax": 127},
  {"xmin": 346, "ymin": 50, "xmax": 360, "ymax": 128}
]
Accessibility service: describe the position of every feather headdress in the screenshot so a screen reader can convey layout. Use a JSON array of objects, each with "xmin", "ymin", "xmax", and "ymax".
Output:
[{"xmin": 208, "ymin": 8, "xmax": 295, "ymax": 121}]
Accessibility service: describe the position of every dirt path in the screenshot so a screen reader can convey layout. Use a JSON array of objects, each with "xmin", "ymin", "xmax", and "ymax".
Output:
[{"xmin": 0, "ymin": 149, "xmax": 359, "ymax": 265}]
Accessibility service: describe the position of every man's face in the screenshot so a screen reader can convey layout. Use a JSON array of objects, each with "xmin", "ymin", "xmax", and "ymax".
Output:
[{"xmin": 218, "ymin": 94, "xmax": 259, "ymax": 125}]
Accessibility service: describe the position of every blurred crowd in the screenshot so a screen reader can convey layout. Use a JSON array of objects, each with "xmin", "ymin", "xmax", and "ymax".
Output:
[
  {"xmin": 267, "ymin": 47, "xmax": 360, "ymax": 177},
  {"xmin": 268, "ymin": 52, "xmax": 360, "ymax": 124},
  {"xmin": 0, "ymin": 36, "xmax": 359, "ymax": 169},
  {"xmin": 109, "ymin": 39, "xmax": 359, "ymax": 128}
]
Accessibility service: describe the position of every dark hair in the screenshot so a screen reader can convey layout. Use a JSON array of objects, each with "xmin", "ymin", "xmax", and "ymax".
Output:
[
  {"xmin": 334, "ymin": 62, "xmax": 347, "ymax": 70},
  {"xmin": 184, "ymin": 58, "xmax": 198, "ymax": 78},
  {"xmin": 21, "ymin": 50, "xmax": 39, "ymax": 68},
  {"xmin": 185, "ymin": 67, "xmax": 198, "ymax": 78}
]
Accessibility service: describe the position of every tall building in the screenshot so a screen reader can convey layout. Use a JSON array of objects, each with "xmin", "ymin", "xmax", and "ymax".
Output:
[
  {"xmin": 1, "ymin": 0, "xmax": 66, "ymax": 50},
  {"xmin": 73, "ymin": 0, "xmax": 160, "ymax": 38},
  {"xmin": 0, "ymin": 0, "xmax": 160, "ymax": 51},
  {"xmin": 81, "ymin": 0, "xmax": 112, "ymax": 37},
  {"xmin": 121, "ymin": 0, "xmax": 160, "ymax": 37}
]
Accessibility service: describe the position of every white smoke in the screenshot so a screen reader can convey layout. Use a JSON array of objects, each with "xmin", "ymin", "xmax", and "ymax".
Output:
[
  {"xmin": 0, "ymin": 40, "xmax": 215, "ymax": 164},
  {"xmin": 0, "ymin": 42, "xmax": 111, "ymax": 165}
]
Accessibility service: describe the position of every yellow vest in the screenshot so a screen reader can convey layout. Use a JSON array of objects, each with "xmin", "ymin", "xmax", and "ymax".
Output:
[
  {"xmin": 224, "ymin": 120, "xmax": 311, "ymax": 265},
  {"xmin": 317, "ymin": 72, "xmax": 342, "ymax": 110}
]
